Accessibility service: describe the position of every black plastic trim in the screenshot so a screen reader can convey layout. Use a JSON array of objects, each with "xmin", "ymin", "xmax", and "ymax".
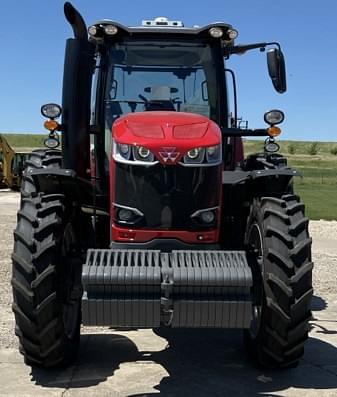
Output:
[
  {"xmin": 222, "ymin": 168, "xmax": 300, "ymax": 185},
  {"xmin": 110, "ymin": 238, "xmax": 220, "ymax": 252}
]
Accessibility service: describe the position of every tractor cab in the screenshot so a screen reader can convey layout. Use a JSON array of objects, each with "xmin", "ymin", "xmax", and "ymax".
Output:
[
  {"xmin": 48, "ymin": 11, "xmax": 287, "ymax": 246},
  {"xmin": 100, "ymin": 19, "xmax": 228, "ymax": 125},
  {"xmin": 52, "ymin": 9, "xmax": 286, "ymax": 185},
  {"xmin": 87, "ymin": 18, "xmax": 235, "ymax": 198}
]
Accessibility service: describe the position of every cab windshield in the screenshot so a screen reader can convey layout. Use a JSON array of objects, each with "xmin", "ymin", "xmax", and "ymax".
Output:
[{"xmin": 105, "ymin": 40, "xmax": 219, "ymax": 128}]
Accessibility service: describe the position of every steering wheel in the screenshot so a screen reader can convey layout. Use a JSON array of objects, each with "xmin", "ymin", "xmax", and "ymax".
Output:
[{"xmin": 138, "ymin": 94, "xmax": 179, "ymax": 111}]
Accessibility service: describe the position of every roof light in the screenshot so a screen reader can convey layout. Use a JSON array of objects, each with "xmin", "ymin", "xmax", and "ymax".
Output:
[
  {"xmin": 104, "ymin": 24, "xmax": 118, "ymax": 35},
  {"xmin": 88, "ymin": 25, "xmax": 97, "ymax": 36},
  {"xmin": 227, "ymin": 29, "xmax": 238, "ymax": 40},
  {"xmin": 209, "ymin": 27, "xmax": 223, "ymax": 38}
]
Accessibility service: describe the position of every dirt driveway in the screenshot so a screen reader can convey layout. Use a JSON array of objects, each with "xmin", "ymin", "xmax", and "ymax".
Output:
[{"xmin": 1, "ymin": 191, "xmax": 337, "ymax": 396}]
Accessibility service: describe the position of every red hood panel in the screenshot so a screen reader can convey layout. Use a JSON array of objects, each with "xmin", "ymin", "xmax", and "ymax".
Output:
[
  {"xmin": 113, "ymin": 111, "xmax": 221, "ymax": 164},
  {"xmin": 128, "ymin": 121, "xmax": 165, "ymax": 139},
  {"xmin": 173, "ymin": 122, "xmax": 209, "ymax": 139}
]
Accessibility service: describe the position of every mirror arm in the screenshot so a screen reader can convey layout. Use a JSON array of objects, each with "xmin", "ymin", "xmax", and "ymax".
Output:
[
  {"xmin": 224, "ymin": 41, "xmax": 281, "ymax": 56},
  {"xmin": 222, "ymin": 128, "xmax": 269, "ymax": 137}
]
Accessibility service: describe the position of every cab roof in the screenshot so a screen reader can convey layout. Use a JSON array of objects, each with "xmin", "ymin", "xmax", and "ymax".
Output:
[
  {"xmin": 89, "ymin": 19, "xmax": 235, "ymax": 41},
  {"xmin": 94, "ymin": 20, "xmax": 231, "ymax": 33}
]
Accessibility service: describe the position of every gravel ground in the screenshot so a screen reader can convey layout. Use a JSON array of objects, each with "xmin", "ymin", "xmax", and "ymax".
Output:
[
  {"xmin": 1, "ymin": 191, "xmax": 336, "ymax": 349},
  {"xmin": 0, "ymin": 213, "xmax": 16, "ymax": 349},
  {"xmin": 310, "ymin": 220, "xmax": 337, "ymax": 240},
  {"xmin": 309, "ymin": 222, "xmax": 337, "ymax": 296}
]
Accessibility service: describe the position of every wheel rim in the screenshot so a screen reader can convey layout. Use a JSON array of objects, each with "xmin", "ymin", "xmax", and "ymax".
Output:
[
  {"xmin": 61, "ymin": 223, "xmax": 81, "ymax": 340},
  {"xmin": 247, "ymin": 223, "xmax": 264, "ymax": 339}
]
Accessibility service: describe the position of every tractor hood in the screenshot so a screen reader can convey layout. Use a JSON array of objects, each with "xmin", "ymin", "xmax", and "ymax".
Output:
[{"xmin": 112, "ymin": 111, "xmax": 221, "ymax": 165}]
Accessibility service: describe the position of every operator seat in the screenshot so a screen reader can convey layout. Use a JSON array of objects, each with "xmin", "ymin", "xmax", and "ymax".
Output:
[{"xmin": 144, "ymin": 86, "xmax": 177, "ymax": 111}]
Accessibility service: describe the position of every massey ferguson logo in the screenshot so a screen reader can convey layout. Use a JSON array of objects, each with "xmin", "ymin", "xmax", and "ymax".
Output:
[{"xmin": 158, "ymin": 147, "xmax": 180, "ymax": 163}]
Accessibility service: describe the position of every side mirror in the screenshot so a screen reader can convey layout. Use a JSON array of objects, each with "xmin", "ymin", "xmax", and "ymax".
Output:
[{"xmin": 267, "ymin": 48, "xmax": 287, "ymax": 93}]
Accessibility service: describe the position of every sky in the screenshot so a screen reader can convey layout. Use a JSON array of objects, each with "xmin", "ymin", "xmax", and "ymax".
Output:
[{"xmin": 1, "ymin": 0, "xmax": 337, "ymax": 141}]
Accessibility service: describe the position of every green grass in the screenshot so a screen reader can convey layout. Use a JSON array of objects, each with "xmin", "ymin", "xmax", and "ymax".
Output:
[
  {"xmin": 2, "ymin": 134, "xmax": 337, "ymax": 220},
  {"xmin": 293, "ymin": 184, "xmax": 337, "ymax": 220},
  {"xmin": 2, "ymin": 134, "xmax": 45, "ymax": 150},
  {"xmin": 245, "ymin": 140, "xmax": 337, "ymax": 220},
  {"xmin": 290, "ymin": 157, "xmax": 337, "ymax": 220},
  {"xmin": 244, "ymin": 139, "xmax": 337, "ymax": 156}
]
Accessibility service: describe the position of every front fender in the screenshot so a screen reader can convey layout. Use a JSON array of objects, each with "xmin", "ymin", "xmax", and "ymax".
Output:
[
  {"xmin": 29, "ymin": 168, "xmax": 92, "ymax": 204},
  {"xmin": 223, "ymin": 167, "xmax": 301, "ymax": 197}
]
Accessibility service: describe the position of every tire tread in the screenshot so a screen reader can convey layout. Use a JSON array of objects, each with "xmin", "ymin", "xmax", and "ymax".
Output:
[{"xmin": 245, "ymin": 193, "xmax": 313, "ymax": 368}]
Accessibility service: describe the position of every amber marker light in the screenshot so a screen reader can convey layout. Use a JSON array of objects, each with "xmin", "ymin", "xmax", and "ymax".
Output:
[
  {"xmin": 44, "ymin": 119, "xmax": 59, "ymax": 131},
  {"xmin": 268, "ymin": 126, "xmax": 281, "ymax": 137}
]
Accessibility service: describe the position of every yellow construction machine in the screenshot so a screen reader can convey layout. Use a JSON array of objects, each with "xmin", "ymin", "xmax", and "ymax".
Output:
[{"xmin": 0, "ymin": 135, "xmax": 29, "ymax": 189}]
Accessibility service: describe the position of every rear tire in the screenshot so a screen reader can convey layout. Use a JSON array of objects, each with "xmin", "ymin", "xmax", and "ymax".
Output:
[{"xmin": 244, "ymin": 194, "xmax": 313, "ymax": 368}]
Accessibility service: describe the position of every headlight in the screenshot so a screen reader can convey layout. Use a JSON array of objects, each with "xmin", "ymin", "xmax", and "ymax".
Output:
[
  {"xmin": 138, "ymin": 147, "xmax": 150, "ymax": 158},
  {"xmin": 187, "ymin": 148, "xmax": 201, "ymax": 159},
  {"xmin": 117, "ymin": 143, "xmax": 131, "ymax": 160},
  {"xmin": 41, "ymin": 103, "xmax": 62, "ymax": 119},
  {"xmin": 264, "ymin": 109, "xmax": 285, "ymax": 125},
  {"xmin": 118, "ymin": 209, "xmax": 134, "ymax": 221},
  {"xmin": 184, "ymin": 148, "xmax": 205, "ymax": 164},
  {"xmin": 200, "ymin": 211, "xmax": 215, "ymax": 224},
  {"xmin": 114, "ymin": 204, "xmax": 144, "ymax": 225},
  {"xmin": 133, "ymin": 146, "xmax": 155, "ymax": 162},
  {"xmin": 182, "ymin": 145, "xmax": 221, "ymax": 166},
  {"xmin": 206, "ymin": 145, "xmax": 221, "ymax": 163},
  {"xmin": 113, "ymin": 141, "xmax": 157, "ymax": 164},
  {"xmin": 191, "ymin": 207, "xmax": 218, "ymax": 225}
]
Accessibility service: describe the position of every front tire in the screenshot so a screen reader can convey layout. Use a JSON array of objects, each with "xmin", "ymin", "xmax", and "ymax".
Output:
[
  {"xmin": 20, "ymin": 149, "xmax": 61, "ymax": 197},
  {"xmin": 244, "ymin": 194, "xmax": 313, "ymax": 368},
  {"xmin": 12, "ymin": 150, "xmax": 82, "ymax": 368}
]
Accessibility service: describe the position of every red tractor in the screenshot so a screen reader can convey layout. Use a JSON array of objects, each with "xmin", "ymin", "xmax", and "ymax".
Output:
[{"xmin": 12, "ymin": 2, "xmax": 313, "ymax": 369}]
